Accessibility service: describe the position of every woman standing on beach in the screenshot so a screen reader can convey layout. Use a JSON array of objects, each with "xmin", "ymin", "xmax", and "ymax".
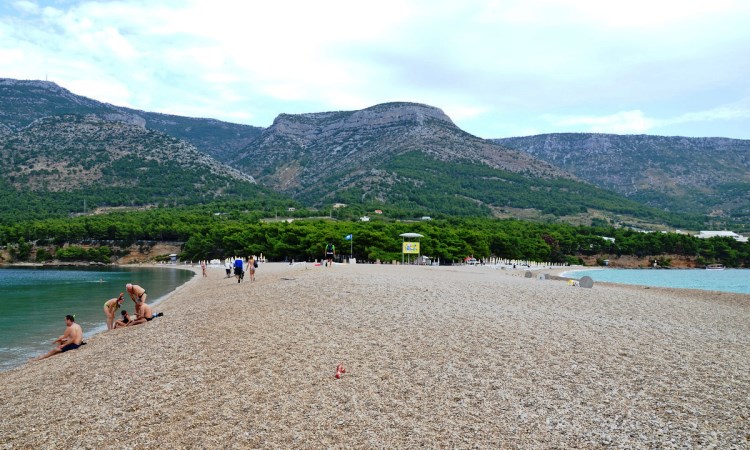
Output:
[
  {"xmin": 103, "ymin": 292, "xmax": 124, "ymax": 329},
  {"xmin": 247, "ymin": 257, "xmax": 256, "ymax": 282}
]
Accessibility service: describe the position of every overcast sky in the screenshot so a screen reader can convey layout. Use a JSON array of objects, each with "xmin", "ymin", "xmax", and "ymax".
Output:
[{"xmin": 2, "ymin": 0, "xmax": 749, "ymax": 138}]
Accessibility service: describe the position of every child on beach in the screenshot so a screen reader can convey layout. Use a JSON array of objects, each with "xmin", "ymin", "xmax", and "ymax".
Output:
[{"xmin": 114, "ymin": 310, "xmax": 131, "ymax": 328}]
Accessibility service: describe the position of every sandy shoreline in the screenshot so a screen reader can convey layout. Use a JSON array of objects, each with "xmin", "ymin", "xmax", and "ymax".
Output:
[{"xmin": 1, "ymin": 263, "xmax": 748, "ymax": 448}]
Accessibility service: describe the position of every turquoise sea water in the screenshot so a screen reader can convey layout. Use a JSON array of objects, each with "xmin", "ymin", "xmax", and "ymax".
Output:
[
  {"xmin": 0, "ymin": 266, "xmax": 194, "ymax": 371},
  {"xmin": 562, "ymin": 268, "xmax": 750, "ymax": 295}
]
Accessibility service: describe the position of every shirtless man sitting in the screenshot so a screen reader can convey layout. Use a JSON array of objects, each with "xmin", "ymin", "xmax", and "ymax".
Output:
[
  {"xmin": 127, "ymin": 302, "xmax": 161, "ymax": 326},
  {"xmin": 125, "ymin": 283, "xmax": 147, "ymax": 314},
  {"xmin": 31, "ymin": 315, "xmax": 84, "ymax": 361}
]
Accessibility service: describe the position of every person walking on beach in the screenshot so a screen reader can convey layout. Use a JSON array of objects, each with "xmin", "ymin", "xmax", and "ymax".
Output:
[
  {"xmin": 224, "ymin": 260, "xmax": 231, "ymax": 278},
  {"xmin": 103, "ymin": 292, "xmax": 125, "ymax": 329},
  {"xmin": 325, "ymin": 242, "xmax": 336, "ymax": 267},
  {"xmin": 247, "ymin": 257, "xmax": 257, "ymax": 282},
  {"xmin": 31, "ymin": 315, "xmax": 84, "ymax": 361},
  {"xmin": 234, "ymin": 258, "xmax": 244, "ymax": 283},
  {"xmin": 125, "ymin": 283, "xmax": 147, "ymax": 314},
  {"xmin": 201, "ymin": 260, "xmax": 207, "ymax": 278}
]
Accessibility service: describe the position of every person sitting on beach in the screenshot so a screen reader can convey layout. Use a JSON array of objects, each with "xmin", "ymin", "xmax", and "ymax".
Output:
[
  {"xmin": 114, "ymin": 310, "xmax": 131, "ymax": 328},
  {"xmin": 125, "ymin": 283, "xmax": 147, "ymax": 313},
  {"xmin": 103, "ymin": 292, "xmax": 125, "ymax": 330},
  {"xmin": 31, "ymin": 315, "xmax": 84, "ymax": 361},
  {"xmin": 127, "ymin": 302, "xmax": 163, "ymax": 326}
]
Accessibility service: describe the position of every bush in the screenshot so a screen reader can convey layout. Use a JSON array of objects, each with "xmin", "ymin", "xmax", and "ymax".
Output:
[
  {"xmin": 565, "ymin": 255, "xmax": 584, "ymax": 266},
  {"xmin": 35, "ymin": 248, "xmax": 53, "ymax": 262},
  {"xmin": 55, "ymin": 245, "xmax": 111, "ymax": 263}
]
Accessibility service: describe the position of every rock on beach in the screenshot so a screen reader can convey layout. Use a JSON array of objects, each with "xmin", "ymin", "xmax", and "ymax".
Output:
[{"xmin": 0, "ymin": 263, "xmax": 748, "ymax": 448}]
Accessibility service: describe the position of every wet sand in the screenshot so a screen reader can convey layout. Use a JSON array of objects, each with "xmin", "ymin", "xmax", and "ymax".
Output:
[{"xmin": 0, "ymin": 263, "xmax": 748, "ymax": 448}]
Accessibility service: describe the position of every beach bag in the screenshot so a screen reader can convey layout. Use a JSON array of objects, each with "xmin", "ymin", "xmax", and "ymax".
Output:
[{"xmin": 253, "ymin": 260, "xmax": 258, "ymax": 268}]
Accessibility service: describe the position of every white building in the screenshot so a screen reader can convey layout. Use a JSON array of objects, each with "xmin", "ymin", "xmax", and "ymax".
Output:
[{"xmin": 694, "ymin": 231, "xmax": 748, "ymax": 243}]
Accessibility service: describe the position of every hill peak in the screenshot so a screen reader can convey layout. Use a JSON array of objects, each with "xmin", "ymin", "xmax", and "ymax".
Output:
[
  {"xmin": 0, "ymin": 78, "xmax": 59, "ymax": 89},
  {"xmin": 0, "ymin": 78, "xmax": 86, "ymax": 103},
  {"xmin": 358, "ymin": 102, "xmax": 454, "ymax": 125},
  {"xmin": 270, "ymin": 101, "xmax": 455, "ymax": 133}
]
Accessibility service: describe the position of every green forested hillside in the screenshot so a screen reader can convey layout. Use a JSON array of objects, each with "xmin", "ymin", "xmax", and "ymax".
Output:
[
  {"xmin": 0, "ymin": 115, "xmax": 289, "ymax": 222},
  {"xmin": 496, "ymin": 133, "xmax": 750, "ymax": 228},
  {"xmin": 1, "ymin": 78, "xmax": 739, "ymax": 229},
  {"xmin": 234, "ymin": 103, "xmax": 706, "ymax": 228},
  {"xmin": 318, "ymin": 152, "xmax": 704, "ymax": 228}
]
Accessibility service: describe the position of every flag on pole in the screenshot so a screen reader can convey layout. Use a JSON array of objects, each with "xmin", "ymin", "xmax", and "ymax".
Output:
[{"xmin": 344, "ymin": 234, "xmax": 352, "ymax": 240}]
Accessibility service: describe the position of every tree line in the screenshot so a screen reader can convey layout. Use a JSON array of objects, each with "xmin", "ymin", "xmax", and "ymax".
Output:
[{"xmin": 1, "ymin": 206, "xmax": 748, "ymax": 267}]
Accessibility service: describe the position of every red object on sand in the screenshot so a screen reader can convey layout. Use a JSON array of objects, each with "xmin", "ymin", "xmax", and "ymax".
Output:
[{"xmin": 335, "ymin": 363, "xmax": 346, "ymax": 379}]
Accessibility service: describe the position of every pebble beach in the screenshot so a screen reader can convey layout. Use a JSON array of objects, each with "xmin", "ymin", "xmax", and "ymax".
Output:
[{"xmin": 0, "ymin": 263, "xmax": 748, "ymax": 448}]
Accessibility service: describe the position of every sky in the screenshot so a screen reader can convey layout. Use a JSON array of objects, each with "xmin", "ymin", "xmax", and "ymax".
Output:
[{"xmin": 1, "ymin": 0, "xmax": 749, "ymax": 139}]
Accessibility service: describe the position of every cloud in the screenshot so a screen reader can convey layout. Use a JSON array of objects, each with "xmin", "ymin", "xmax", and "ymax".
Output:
[
  {"xmin": 543, "ymin": 103, "xmax": 750, "ymax": 136},
  {"xmin": 667, "ymin": 106, "xmax": 750, "ymax": 124},
  {"xmin": 0, "ymin": 0, "xmax": 749, "ymax": 138},
  {"xmin": 12, "ymin": 1, "xmax": 38, "ymax": 14},
  {"xmin": 546, "ymin": 110, "xmax": 656, "ymax": 134}
]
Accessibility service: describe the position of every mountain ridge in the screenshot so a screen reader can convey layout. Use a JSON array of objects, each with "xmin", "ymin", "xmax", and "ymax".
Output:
[
  {"xmin": 0, "ymin": 78, "xmax": 263, "ymax": 161},
  {"xmin": 495, "ymin": 133, "xmax": 750, "ymax": 223},
  {"xmin": 0, "ymin": 112, "xmax": 274, "ymax": 221},
  {"xmin": 1, "ymin": 77, "xmax": 737, "ymax": 228},
  {"xmin": 237, "ymin": 102, "xmax": 571, "ymax": 196}
]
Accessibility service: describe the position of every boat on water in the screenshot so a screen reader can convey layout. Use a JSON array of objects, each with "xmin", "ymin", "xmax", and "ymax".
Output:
[{"xmin": 705, "ymin": 264, "xmax": 726, "ymax": 270}]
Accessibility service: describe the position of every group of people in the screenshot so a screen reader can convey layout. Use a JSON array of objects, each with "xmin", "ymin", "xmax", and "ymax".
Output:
[
  {"xmin": 222, "ymin": 257, "xmax": 258, "ymax": 283},
  {"xmin": 32, "ymin": 283, "xmax": 162, "ymax": 362},
  {"xmin": 103, "ymin": 283, "xmax": 162, "ymax": 329}
]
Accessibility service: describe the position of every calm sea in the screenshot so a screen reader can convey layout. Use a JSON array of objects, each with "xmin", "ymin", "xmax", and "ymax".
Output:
[
  {"xmin": 0, "ymin": 266, "xmax": 194, "ymax": 371},
  {"xmin": 562, "ymin": 268, "xmax": 750, "ymax": 295}
]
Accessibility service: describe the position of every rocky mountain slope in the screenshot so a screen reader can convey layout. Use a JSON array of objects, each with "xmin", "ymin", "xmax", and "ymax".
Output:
[
  {"xmin": 232, "ymin": 103, "xmax": 685, "ymax": 223},
  {"xmin": 495, "ymin": 133, "xmax": 750, "ymax": 222},
  {"xmin": 0, "ymin": 78, "xmax": 708, "ymax": 226},
  {"xmin": 235, "ymin": 103, "xmax": 564, "ymax": 201},
  {"xmin": 0, "ymin": 114, "xmax": 266, "ymax": 220},
  {"xmin": 237, "ymin": 102, "xmax": 569, "ymax": 194},
  {"xmin": 0, "ymin": 78, "xmax": 262, "ymax": 161}
]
